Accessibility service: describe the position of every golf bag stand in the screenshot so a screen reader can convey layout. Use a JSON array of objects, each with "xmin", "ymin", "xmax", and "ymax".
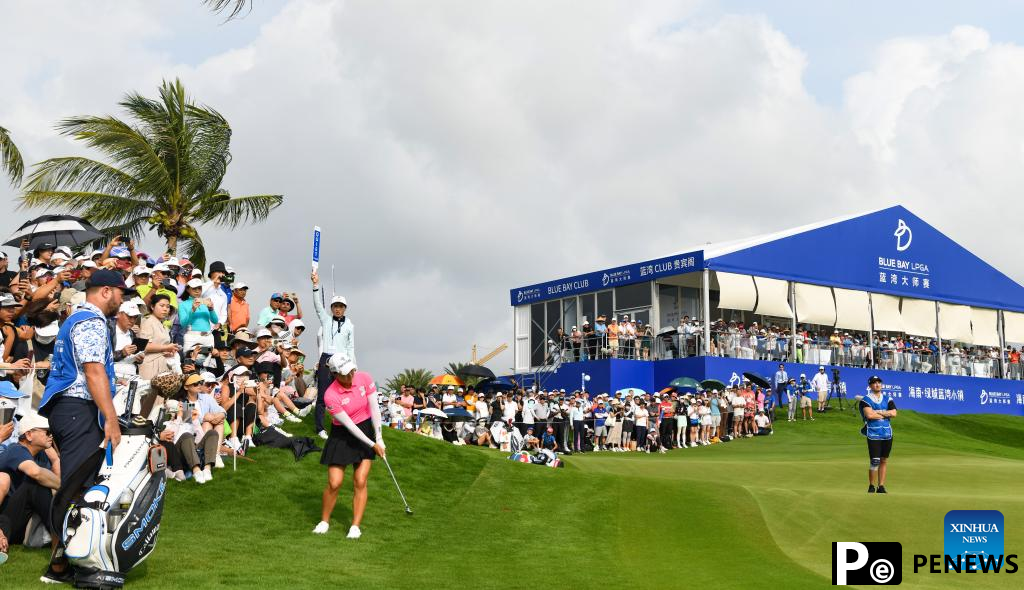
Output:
[{"xmin": 58, "ymin": 381, "xmax": 168, "ymax": 589}]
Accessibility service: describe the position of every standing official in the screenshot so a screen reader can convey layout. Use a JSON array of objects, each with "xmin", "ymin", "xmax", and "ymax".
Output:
[
  {"xmin": 859, "ymin": 376, "xmax": 897, "ymax": 493},
  {"xmin": 38, "ymin": 270, "xmax": 131, "ymax": 584},
  {"xmin": 311, "ymin": 270, "xmax": 355, "ymax": 440}
]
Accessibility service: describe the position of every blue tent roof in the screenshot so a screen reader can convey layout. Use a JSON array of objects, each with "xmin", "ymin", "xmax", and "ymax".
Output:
[
  {"xmin": 706, "ymin": 205, "xmax": 1024, "ymax": 312},
  {"xmin": 511, "ymin": 205, "xmax": 1024, "ymax": 312}
]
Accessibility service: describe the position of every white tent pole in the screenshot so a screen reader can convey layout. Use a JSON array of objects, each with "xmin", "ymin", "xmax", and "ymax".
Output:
[
  {"xmin": 789, "ymin": 282, "xmax": 797, "ymax": 362},
  {"xmin": 935, "ymin": 302, "xmax": 942, "ymax": 374},
  {"xmin": 998, "ymin": 310, "xmax": 1007, "ymax": 379},
  {"xmin": 868, "ymin": 293, "xmax": 875, "ymax": 370},
  {"xmin": 702, "ymin": 269, "xmax": 711, "ymax": 355}
]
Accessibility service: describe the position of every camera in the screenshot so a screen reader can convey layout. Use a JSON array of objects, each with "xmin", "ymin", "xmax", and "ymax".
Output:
[
  {"xmin": 198, "ymin": 346, "xmax": 211, "ymax": 356},
  {"xmin": 222, "ymin": 273, "xmax": 235, "ymax": 285},
  {"xmin": 181, "ymin": 401, "xmax": 195, "ymax": 419}
]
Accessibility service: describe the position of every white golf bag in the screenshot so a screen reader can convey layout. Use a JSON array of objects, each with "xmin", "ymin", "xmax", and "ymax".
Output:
[{"xmin": 58, "ymin": 380, "xmax": 167, "ymax": 589}]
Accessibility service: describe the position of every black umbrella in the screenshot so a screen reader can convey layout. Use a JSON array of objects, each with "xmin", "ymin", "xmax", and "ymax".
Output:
[
  {"xmin": 742, "ymin": 372, "xmax": 771, "ymax": 389},
  {"xmin": 700, "ymin": 379, "xmax": 727, "ymax": 391},
  {"xmin": 458, "ymin": 364, "xmax": 496, "ymax": 380},
  {"xmin": 4, "ymin": 214, "xmax": 105, "ymax": 250},
  {"xmin": 443, "ymin": 407, "xmax": 475, "ymax": 422}
]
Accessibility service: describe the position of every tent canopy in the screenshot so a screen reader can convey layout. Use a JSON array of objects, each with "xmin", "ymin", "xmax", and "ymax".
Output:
[{"xmin": 512, "ymin": 205, "xmax": 1024, "ymax": 313}]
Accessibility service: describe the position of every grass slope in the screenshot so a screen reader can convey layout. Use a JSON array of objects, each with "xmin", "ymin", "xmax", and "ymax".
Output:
[{"xmin": 2, "ymin": 408, "xmax": 1023, "ymax": 588}]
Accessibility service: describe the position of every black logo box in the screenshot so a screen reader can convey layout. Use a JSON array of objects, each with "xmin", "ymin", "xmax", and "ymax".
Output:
[{"xmin": 832, "ymin": 542, "xmax": 903, "ymax": 586}]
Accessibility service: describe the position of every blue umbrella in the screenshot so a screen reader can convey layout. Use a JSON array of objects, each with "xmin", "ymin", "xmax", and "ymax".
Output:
[{"xmin": 477, "ymin": 377, "xmax": 515, "ymax": 392}]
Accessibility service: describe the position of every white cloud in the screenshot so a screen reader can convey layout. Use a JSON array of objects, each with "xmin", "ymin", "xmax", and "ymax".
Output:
[{"xmin": 2, "ymin": 1, "xmax": 1023, "ymax": 380}]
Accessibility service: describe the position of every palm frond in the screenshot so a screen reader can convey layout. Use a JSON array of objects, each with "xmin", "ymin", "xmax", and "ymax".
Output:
[
  {"xmin": 20, "ymin": 190, "xmax": 152, "ymax": 226},
  {"xmin": 181, "ymin": 234, "xmax": 208, "ymax": 271},
  {"xmin": 0, "ymin": 125, "xmax": 25, "ymax": 186},
  {"xmin": 195, "ymin": 193, "xmax": 283, "ymax": 227},
  {"xmin": 95, "ymin": 216, "xmax": 151, "ymax": 244},
  {"xmin": 184, "ymin": 101, "xmax": 231, "ymax": 197},
  {"xmin": 56, "ymin": 116, "xmax": 173, "ymax": 196},
  {"xmin": 203, "ymin": 0, "xmax": 253, "ymax": 21},
  {"xmin": 23, "ymin": 157, "xmax": 143, "ymax": 201}
]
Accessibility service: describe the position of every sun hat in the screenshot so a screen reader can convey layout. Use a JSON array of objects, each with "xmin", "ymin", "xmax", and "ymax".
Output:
[
  {"xmin": 184, "ymin": 374, "xmax": 203, "ymax": 386},
  {"xmin": 330, "ymin": 295, "xmax": 347, "ymax": 306},
  {"xmin": 186, "ymin": 278, "xmax": 203, "ymax": 289}
]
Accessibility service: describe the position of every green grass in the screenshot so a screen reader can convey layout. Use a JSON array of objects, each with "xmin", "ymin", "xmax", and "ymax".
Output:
[{"xmin": 2, "ymin": 408, "xmax": 1023, "ymax": 588}]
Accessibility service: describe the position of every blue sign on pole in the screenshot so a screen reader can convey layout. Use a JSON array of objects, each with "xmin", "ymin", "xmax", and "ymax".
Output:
[{"xmin": 312, "ymin": 226, "xmax": 321, "ymax": 270}]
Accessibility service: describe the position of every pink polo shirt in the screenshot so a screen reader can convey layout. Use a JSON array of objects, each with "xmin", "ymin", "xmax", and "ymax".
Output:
[{"xmin": 324, "ymin": 371, "xmax": 376, "ymax": 425}]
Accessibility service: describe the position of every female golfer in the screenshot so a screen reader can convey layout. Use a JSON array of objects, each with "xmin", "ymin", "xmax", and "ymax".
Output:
[{"xmin": 312, "ymin": 353, "xmax": 384, "ymax": 538}]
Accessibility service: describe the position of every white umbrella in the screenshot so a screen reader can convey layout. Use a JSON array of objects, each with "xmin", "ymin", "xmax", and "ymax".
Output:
[
  {"xmin": 418, "ymin": 408, "xmax": 447, "ymax": 419},
  {"xmin": 615, "ymin": 388, "xmax": 646, "ymax": 396}
]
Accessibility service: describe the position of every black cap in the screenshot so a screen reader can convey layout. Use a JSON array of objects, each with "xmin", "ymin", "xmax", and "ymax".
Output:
[
  {"xmin": 868, "ymin": 375, "xmax": 883, "ymax": 384},
  {"xmin": 34, "ymin": 242, "xmax": 55, "ymax": 253},
  {"xmin": 236, "ymin": 348, "xmax": 256, "ymax": 358},
  {"xmin": 85, "ymin": 269, "xmax": 130, "ymax": 290}
]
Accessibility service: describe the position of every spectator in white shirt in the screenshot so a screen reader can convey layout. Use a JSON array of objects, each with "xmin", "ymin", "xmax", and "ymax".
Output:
[
  {"xmin": 810, "ymin": 366, "xmax": 830, "ymax": 412},
  {"xmin": 113, "ymin": 302, "xmax": 143, "ymax": 376},
  {"xmin": 201, "ymin": 261, "xmax": 230, "ymax": 345}
]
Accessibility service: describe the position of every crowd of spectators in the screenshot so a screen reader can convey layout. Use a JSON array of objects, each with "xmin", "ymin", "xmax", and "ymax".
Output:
[
  {"xmin": 543, "ymin": 314, "xmax": 1014, "ymax": 380},
  {"xmin": 0, "ymin": 238, "xmax": 323, "ymax": 559},
  {"xmin": 378, "ymin": 379, "xmax": 782, "ymax": 454}
]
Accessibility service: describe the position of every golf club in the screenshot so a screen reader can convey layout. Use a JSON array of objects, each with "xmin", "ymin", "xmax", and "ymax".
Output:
[{"xmin": 381, "ymin": 455, "xmax": 413, "ymax": 515}]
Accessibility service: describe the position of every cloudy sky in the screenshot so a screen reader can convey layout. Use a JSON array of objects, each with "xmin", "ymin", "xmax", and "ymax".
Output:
[{"xmin": 3, "ymin": 0, "xmax": 1024, "ymax": 380}]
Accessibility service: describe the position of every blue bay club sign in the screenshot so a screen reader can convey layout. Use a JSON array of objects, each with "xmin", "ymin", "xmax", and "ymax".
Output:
[{"xmin": 511, "ymin": 251, "xmax": 703, "ymax": 305}]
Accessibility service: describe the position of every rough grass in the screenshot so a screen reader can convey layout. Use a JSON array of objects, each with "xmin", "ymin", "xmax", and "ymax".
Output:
[{"xmin": 2, "ymin": 408, "xmax": 1022, "ymax": 588}]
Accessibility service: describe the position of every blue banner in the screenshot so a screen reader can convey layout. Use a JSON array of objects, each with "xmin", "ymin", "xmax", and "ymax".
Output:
[
  {"xmin": 510, "ymin": 250, "xmax": 703, "ymax": 305},
  {"xmin": 519, "ymin": 357, "xmax": 1024, "ymax": 417},
  {"xmin": 312, "ymin": 226, "xmax": 321, "ymax": 268}
]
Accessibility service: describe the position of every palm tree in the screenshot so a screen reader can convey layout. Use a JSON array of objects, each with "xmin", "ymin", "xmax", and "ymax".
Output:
[
  {"xmin": 0, "ymin": 125, "xmax": 24, "ymax": 186},
  {"xmin": 203, "ymin": 0, "xmax": 252, "ymax": 20},
  {"xmin": 20, "ymin": 79, "xmax": 282, "ymax": 269},
  {"xmin": 383, "ymin": 368, "xmax": 434, "ymax": 393}
]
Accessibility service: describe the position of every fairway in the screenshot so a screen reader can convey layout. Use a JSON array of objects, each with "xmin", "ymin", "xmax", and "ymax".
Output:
[{"xmin": 2, "ymin": 408, "xmax": 1022, "ymax": 589}]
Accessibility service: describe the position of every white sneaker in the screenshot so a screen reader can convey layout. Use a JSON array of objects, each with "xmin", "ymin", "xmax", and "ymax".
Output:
[
  {"xmin": 203, "ymin": 466, "xmax": 213, "ymax": 481},
  {"xmin": 346, "ymin": 525, "xmax": 362, "ymax": 539},
  {"xmin": 227, "ymin": 437, "xmax": 241, "ymax": 451},
  {"xmin": 285, "ymin": 413, "xmax": 301, "ymax": 423},
  {"xmin": 312, "ymin": 521, "xmax": 329, "ymax": 535},
  {"xmin": 318, "ymin": 430, "xmax": 328, "ymax": 440},
  {"xmin": 193, "ymin": 470, "xmax": 206, "ymax": 484},
  {"xmin": 215, "ymin": 454, "xmax": 225, "ymax": 469},
  {"xmin": 276, "ymin": 427, "xmax": 294, "ymax": 438},
  {"xmin": 173, "ymin": 470, "xmax": 186, "ymax": 482},
  {"xmin": 297, "ymin": 404, "xmax": 314, "ymax": 417}
]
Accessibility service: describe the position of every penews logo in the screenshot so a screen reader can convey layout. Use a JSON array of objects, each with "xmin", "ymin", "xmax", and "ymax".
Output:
[
  {"xmin": 833, "ymin": 542, "xmax": 902, "ymax": 585},
  {"xmin": 894, "ymin": 219, "xmax": 912, "ymax": 252}
]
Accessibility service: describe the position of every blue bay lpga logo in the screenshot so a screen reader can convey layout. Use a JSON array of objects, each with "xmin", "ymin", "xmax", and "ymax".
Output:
[{"xmin": 894, "ymin": 219, "xmax": 912, "ymax": 251}]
